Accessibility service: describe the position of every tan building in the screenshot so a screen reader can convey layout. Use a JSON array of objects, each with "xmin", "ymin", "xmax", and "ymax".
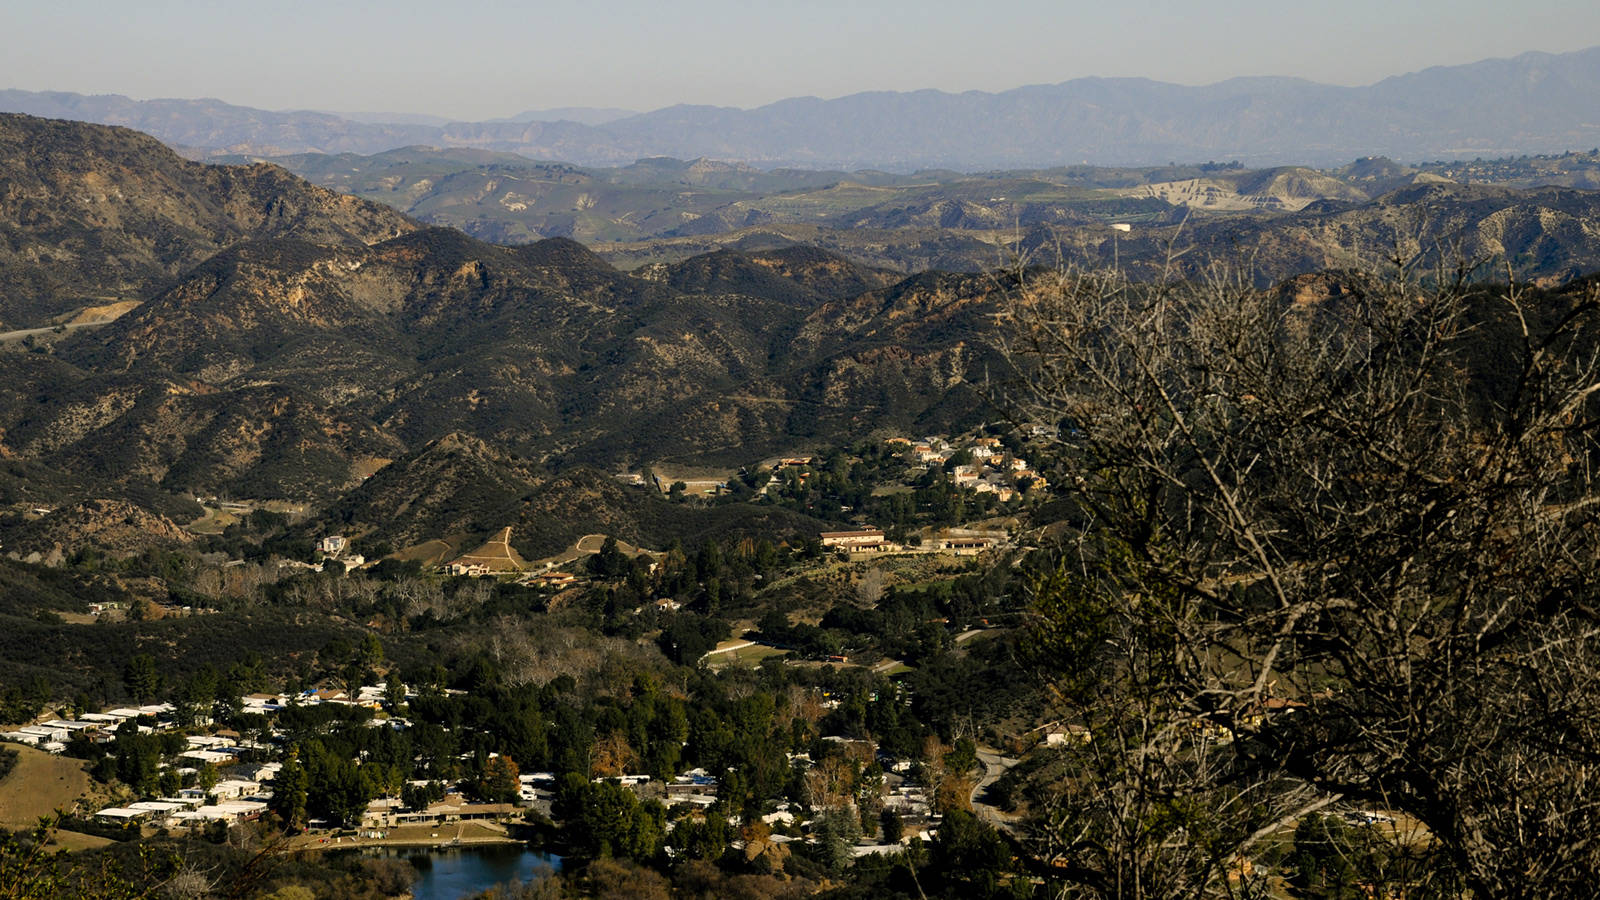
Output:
[
  {"xmin": 820, "ymin": 529, "xmax": 886, "ymax": 548},
  {"xmin": 820, "ymin": 529, "xmax": 900, "ymax": 554}
]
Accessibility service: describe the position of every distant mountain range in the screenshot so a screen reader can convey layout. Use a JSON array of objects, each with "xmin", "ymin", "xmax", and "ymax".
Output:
[
  {"xmin": 328, "ymin": 106, "xmax": 639, "ymax": 127},
  {"xmin": 216, "ymin": 142, "xmax": 1600, "ymax": 256},
  {"xmin": 4, "ymin": 48, "xmax": 1600, "ymax": 169}
]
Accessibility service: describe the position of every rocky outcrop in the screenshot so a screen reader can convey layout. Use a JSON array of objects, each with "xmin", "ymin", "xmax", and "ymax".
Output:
[{"xmin": 6, "ymin": 499, "xmax": 193, "ymax": 562}]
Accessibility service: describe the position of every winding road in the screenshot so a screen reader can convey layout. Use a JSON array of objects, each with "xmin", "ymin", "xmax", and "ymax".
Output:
[{"xmin": 971, "ymin": 748, "xmax": 1021, "ymax": 832}]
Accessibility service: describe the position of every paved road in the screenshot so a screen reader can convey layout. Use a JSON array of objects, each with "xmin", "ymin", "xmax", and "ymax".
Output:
[
  {"xmin": 0, "ymin": 319, "xmax": 113, "ymax": 343},
  {"xmin": 971, "ymin": 749, "xmax": 1021, "ymax": 832}
]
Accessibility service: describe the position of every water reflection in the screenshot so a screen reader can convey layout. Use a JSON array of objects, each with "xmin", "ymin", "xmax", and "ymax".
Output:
[{"xmin": 359, "ymin": 845, "xmax": 561, "ymax": 900}]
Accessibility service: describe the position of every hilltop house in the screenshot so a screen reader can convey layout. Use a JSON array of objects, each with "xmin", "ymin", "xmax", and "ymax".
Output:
[{"xmin": 821, "ymin": 528, "xmax": 883, "ymax": 548}]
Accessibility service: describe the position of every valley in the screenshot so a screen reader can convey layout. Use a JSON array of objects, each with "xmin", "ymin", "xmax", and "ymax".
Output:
[{"xmin": 2, "ymin": 91, "xmax": 1600, "ymax": 900}]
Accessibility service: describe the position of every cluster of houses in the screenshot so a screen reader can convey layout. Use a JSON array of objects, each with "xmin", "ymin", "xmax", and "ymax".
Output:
[
  {"xmin": 4, "ymin": 676, "xmax": 963, "ymax": 855},
  {"xmin": 94, "ymin": 759, "xmax": 279, "ymax": 830},
  {"xmin": 3, "ymin": 704, "xmax": 176, "ymax": 753},
  {"xmin": 1, "ymin": 702, "xmax": 282, "ymax": 829},
  {"xmin": 804, "ymin": 431, "xmax": 1047, "ymax": 559},
  {"xmin": 353, "ymin": 750, "xmax": 949, "ymax": 855},
  {"xmin": 887, "ymin": 434, "xmax": 1049, "ymax": 501},
  {"xmin": 0, "ymin": 685, "xmax": 410, "ymax": 831},
  {"xmin": 0, "ymin": 680, "xmax": 743, "ymax": 837}
]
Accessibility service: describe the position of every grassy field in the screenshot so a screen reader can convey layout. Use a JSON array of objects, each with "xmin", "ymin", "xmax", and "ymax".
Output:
[
  {"xmin": 349, "ymin": 457, "xmax": 393, "ymax": 481},
  {"xmin": 183, "ymin": 506, "xmax": 241, "ymax": 534},
  {"xmin": 43, "ymin": 828, "xmax": 114, "ymax": 851},
  {"xmin": 0, "ymin": 745, "xmax": 91, "ymax": 828},
  {"xmin": 705, "ymin": 643, "xmax": 789, "ymax": 670},
  {"xmin": 391, "ymin": 536, "xmax": 469, "ymax": 567}
]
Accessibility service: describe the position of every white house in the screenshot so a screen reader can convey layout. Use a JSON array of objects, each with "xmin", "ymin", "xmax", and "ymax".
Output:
[{"xmin": 18, "ymin": 724, "xmax": 69, "ymax": 744}]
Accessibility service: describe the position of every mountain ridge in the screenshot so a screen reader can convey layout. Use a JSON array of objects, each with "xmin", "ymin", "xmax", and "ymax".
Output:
[
  {"xmin": 5, "ymin": 47, "xmax": 1600, "ymax": 169},
  {"xmin": 0, "ymin": 113, "xmax": 418, "ymax": 327},
  {"xmin": 5, "ymin": 114, "xmax": 1600, "ymax": 553}
]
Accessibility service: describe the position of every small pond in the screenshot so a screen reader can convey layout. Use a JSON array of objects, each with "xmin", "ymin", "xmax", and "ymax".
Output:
[{"xmin": 351, "ymin": 844, "xmax": 560, "ymax": 900}]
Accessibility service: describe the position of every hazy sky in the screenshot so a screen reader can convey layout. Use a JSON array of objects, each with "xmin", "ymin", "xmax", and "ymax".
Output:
[{"xmin": 7, "ymin": 0, "xmax": 1598, "ymax": 119}]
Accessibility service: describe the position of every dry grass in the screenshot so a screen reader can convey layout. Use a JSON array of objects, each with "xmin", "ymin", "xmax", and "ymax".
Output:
[
  {"xmin": 56, "ymin": 300, "xmax": 140, "ymax": 326},
  {"xmin": 0, "ymin": 745, "xmax": 91, "ymax": 829},
  {"xmin": 705, "ymin": 643, "xmax": 790, "ymax": 670},
  {"xmin": 45, "ymin": 829, "xmax": 115, "ymax": 851},
  {"xmin": 391, "ymin": 536, "xmax": 469, "ymax": 567}
]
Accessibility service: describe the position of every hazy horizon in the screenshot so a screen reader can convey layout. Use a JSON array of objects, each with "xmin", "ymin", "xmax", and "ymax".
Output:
[{"xmin": 6, "ymin": 0, "xmax": 1599, "ymax": 121}]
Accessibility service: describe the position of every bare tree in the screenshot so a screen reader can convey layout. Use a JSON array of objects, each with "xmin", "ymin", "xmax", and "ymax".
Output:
[
  {"xmin": 1004, "ymin": 258, "xmax": 1600, "ymax": 897},
  {"xmin": 856, "ymin": 567, "xmax": 887, "ymax": 607}
]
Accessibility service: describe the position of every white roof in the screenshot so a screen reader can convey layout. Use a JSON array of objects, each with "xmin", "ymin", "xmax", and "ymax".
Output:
[
  {"xmin": 176, "ymin": 800, "xmax": 267, "ymax": 822},
  {"xmin": 95, "ymin": 807, "xmax": 147, "ymax": 819},
  {"xmin": 129, "ymin": 801, "xmax": 188, "ymax": 813},
  {"xmin": 158, "ymin": 796, "xmax": 204, "ymax": 808},
  {"xmin": 249, "ymin": 762, "xmax": 283, "ymax": 781},
  {"xmin": 214, "ymin": 800, "xmax": 268, "ymax": 813}
]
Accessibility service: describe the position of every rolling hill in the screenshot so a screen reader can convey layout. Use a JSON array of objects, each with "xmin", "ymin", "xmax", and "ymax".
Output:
[{"xmin": 0, "ymin": 114, "xmax": 416, "ymax": 327}]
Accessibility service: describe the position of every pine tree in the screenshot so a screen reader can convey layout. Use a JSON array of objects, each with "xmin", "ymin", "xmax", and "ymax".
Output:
[
  {"xmin": 123, "ymin": 654, "xmax": 160, "ymax": 703},
  {"xmin": 271, "ymin": 749, "xmax": 309, "ymax": 832}
]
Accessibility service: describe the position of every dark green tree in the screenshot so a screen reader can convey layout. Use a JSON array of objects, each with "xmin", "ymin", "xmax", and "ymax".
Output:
[
  {"xmin": 123, "ymin": 654, "xmax": 161, "ymax": 703},
  {"xmin": 271, "ymin": 748, "xmax": 310, "ymax": 832}
]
